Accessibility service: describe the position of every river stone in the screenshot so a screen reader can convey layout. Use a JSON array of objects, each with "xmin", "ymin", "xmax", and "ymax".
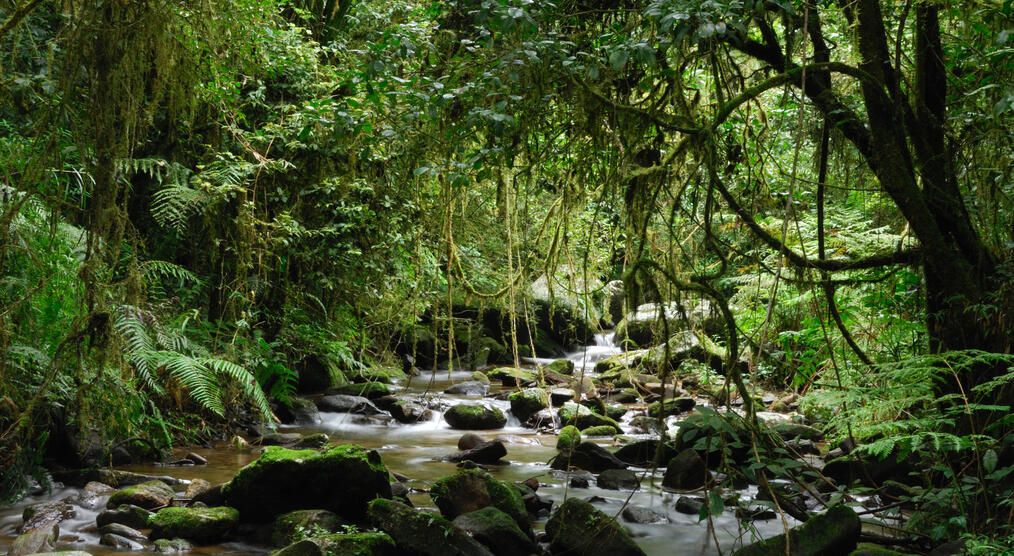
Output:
[
  {"xmin": 662, "ymin": 449, "xmax": 711, "ymax": 491},
  {"xmin": 597, "ymin": 469, "xmax": 640, "ymax": 490},
  {"xmin": 732, "ymin": 505, "xmax": 860, "ymax": 556},
  {"xmin": 182, "ymin": 478, "xmax": 212, "ymax": 501},
  {"xmin": 614, "ymin": 440, "xmax": 679, "ymax": 467},
  {"xmin": 275, "ymin": 396, "xmax": 321, "ymax": 425},
  {"xmin": 221, "ymin": 444, "xmax": 392, "ymax": 523},
  {"xmin": 772, "ymin": 423, "xmax": 825, "ymax": 442},
  {"xmin": 675, "ymin": 496, "xmax": 705, "ymax": 515},
  {"xmin": 444, "ymin": 404, "xmax": 507, "ymax": 430},
  {"xmin": 556, "ymin": 425, "xmax": 581, "ymax": 454},
  {"xmin": 551, "ymin": 442, "xmax": 627, "ymax": 473},
  {"xmin": 316, "ymin": 394, "xmax": 384, "ymax": 415},
  {"xmin": 621, "ymin": 505, "xmax": 671, "ymax": 524},
  {"xmin": 98, "ymin": 522, "xmax": 147, "ymax": 541},
  {"xmin": 487, "ymin": 367, "xmax": 538, "ymax": 387},
  {"xmin": 570, "ymin": 411, "xmax": 622, "ymax": 434},
  {"xmin": 647, "ymin": 397, "xmax": 697, "ymax": 418},
  {"xmin": 458, "ymin": 433, "xmax": 484, "ymax": 450},
  {"xmin": 107, "ymin": 480, "xmax": 175, "ymax": 510},
  {"xmin": 507, "ymin": 388, "xmax": 548, "ymax": 423},
  {"xmin": 326, "ymin": 382, "xmax": 392, "ymax": 400},
  {"xmin": 68, "ymin": 481, "xmax": 113, "ymax": 510},
  {"xmin": 7, "ymin": 523, "xmax": 58, "ymax": 556},
  {"xmin": 100, "ymin": 532, "xmax": 145, "ymax": 550},
  {"xmin": 445, "ymin": 440, "xmax": 508, "ymax": 464},
  {"xmin": 20, "ymin": 500, "xmax": 74, "ymax": 533},
  {"xmin": 444, "ymin": 381, "xmax": 489, "ymax": 396},
  {"xmin": 582, "ymin": 425, "xmax": 617, "ymax": 437},
  {"xmin": 186, "ymin": 452, "xmax": 208, "ymax": 465},
  {"xmin": 261, "ymin": 432, "xmax": 302, "ymax": 446},
  {"xmin": 452, "ymin": 507, "xmax": 540, "ymax": 556},
  {"xmin": 272, "ymin": 532, "xmax": 399, "ymax": 556},
  {"xmin": 152, "ymin": 537, "xmax": 193, "ymax": 552},
  {"xmin": 545, "ymin": 358, "xmax": 575, "ymax": 375},
  {"xmin": 192, "ymin": 483, "xmax": 225, "ymax": 507},
  {"xmin": 429, "ymin": 468, "xmax": 529, "ymax": 533},
  {"xmin": 850, "ymin": 542, "xmax": 921, "ymax": 555},
  {"xmin": 271, "ymin": 509, "xmax": 345, "ymax": 546},
  {"xmin": 367, "ymin": 499, "xmax": 494, "ymax": 556},
  {"xmin": 96, "ymin": 504, "xmax": 154, "ymax": 529},
  {"xmin": 147, "ymin": 506, "xmax": 238, "ymax": 544},
  {"xmin": 389, "ymin": 399, "xmax": 434, "ymax": 423},
  {"xmin": 292, "ymin": 433, "xmax": 330, "ymax": 450},
  {"xmin": 549, "ymin": 388, "xmax": 575, "ymax": 406},
  {"xmin": 545, "ymin": 498, "xmax": 646, "ymax": 556}
]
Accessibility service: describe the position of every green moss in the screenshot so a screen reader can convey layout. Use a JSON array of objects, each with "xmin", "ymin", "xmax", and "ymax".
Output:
[
  {"xmin": 647, "ymin": 397, "xmax": 696, "ymax": 418},
  {"xmin": 557, "ymin": 425, "xmax": 582, "ymax": 453},
  {"xmin": 545, "ymin": 498, "xmax": 645, "ymax": 556},
  {"xmin": 107, "ymin": 480, "xmax": 174, "ymax": 509},
  {"xmin": 508, "ymin": 388, "xmax": 548, "ymax": 421},
  {"xmin": 581, "ymin": 425, "xmax": 616, "ymax": 437},
  {"xmin": 350, "ymin": 366, "xmax": 406, "ymax": 384},
  {"xmin": 470, "ymin": 371, "xmax": 491, "ymax": 384},
  {"xmin": 271, "ymin": 509, "xmax": 344, "ymax": 546},
  {"xmin": 429, "ymin": 468, "xmax": 527, "ymax": 530},
  {"xmin": 148, "ymin": 506, "xmax": 239, "ymax": 544},
  {"xmin": 443, "ymin": 404, "xmax": 507, "ymax": 429},
  {"xmin": 487, "ymin": 367, "xmax": 538, "ymax": 385},
  {"xmin": 330, "ymin": 382, "xmax": 391, "ymax": 398},
  {"xmin": 848, "ymin": 543, "xmax": 918, "ymax": 556},
  {"xmin": 314, "ymin": 532, "xmax": 397, "ymax": 556},
  {"xmin": 545, "ymin": 359, "xmax": 575, "ymax": 375}
]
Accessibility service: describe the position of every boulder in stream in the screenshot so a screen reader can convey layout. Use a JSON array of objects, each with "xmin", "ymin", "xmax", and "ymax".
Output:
[
  {"xmin": 647, "ymin": 397, "xmax": 696, "ymax": 418},
  {"xmin": 367, "ymin": 498, "xmax": 494, "ymax": 556},
  {"xmin": 621, "ymin": 505, "xmax": 671, "ymax": 524},
  {"xmin": 613, "ymin": 440, "xmax": 679, "ymax": 468},
  {"xmin": 8, "ymin": 524, "xmax": 58, "ymax": 556},
  {"xmin": 429, "ymin": 468, "xmax": 529, "ymax": 534},
  {"xmin": 148, "ymin": 506, "xmax": 239, "ymax": 544},
  {"xmin": 388, "ymin": 399, "xmax": 434, "ymax": 423},
  {"xmin": 315, "ymin": 394, "xmax": 384, "ymax": 415},
  {"xmin": 275, "ymin": 396, "xmax": 321, "ymax": 425},
  {"xmin": 444, "ymin": 404, "xmax": 507, "ymax": 430},
  {"xmin": 221, "ymin": 444, "xmax": 392, "ymax": 523},
  {"xmin": 662, "ymin": 449, "xmax": 711, "ymax": 491},
  {"xmin": 507, "ymin": 388, "xmax": 548, "ymax": 423},
  {"xmin": 19, "ymin": 500, "xmax": 75, "ymax": 533},
  {"xmin": 452, "ymin": 507, "xmax": 541, "ymax": 556},
  {"xmin": 732, "ymin": 505, "xmax": 860, "ymax": 556},
  {"xmin": 556, "ymin": 425, "xmax": 581, "ymax": 454},
  {"xmin": 96, "ymin": 504, "xmax": 154, "ymax": 529},
  {"xmin": 597, "ymin": 469, "xmax": 640, "ymax": 490},
  {"xmin": 106, "ymin": 480, "xmax": 175, "ymax": 510},
  {"xmin": 270, "ymin": 509, "xmax": 346, "ymax": 546},
  {"xmin": 272, "ymin": 532, "xmax": 399, "ymax": 556},
  {"xmin": 326, "ymin": 382, "xmax": 392, "ymax": 399},
  {"xmin": 544, "ymin": 498, "xmax": 646, "ymax": 556},
  {"xmin": 544, "ymin": 358, "xmax": 575, "ymax": 375},
  {"xmin": 487, "ymin": 367, "xmax": 538, "ymax": 387},
  {"xmin": 445, "ymin": 381, "xmax": 489, "ymax": 396},
  {"xmin": 550, "ymin": 442, "xmax": 627, "ymax": 473},
  {"xmin": 445, "ymin": 440, "xmax": 508, "ymax": 464}
]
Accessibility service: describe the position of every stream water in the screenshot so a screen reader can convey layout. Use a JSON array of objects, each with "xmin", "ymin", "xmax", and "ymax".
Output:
[{"xmin": 1, "ymin": 334, "xmax": 795, "ymax": 555}]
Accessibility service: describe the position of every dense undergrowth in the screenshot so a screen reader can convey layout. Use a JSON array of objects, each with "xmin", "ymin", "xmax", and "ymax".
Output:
[{"xmin": 2, "ymin": 0, "xmax": 1013, "ymax": 550}]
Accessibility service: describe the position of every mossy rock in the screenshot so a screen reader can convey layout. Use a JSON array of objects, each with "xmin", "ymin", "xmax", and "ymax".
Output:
[
  {"xmin": 486, "ymin": 367, "xmax": 538, "ymax": 387},
  {"xmin": 148, "ymin": 506, "xmax": 239, "ymax": 544},
  {"xmin": 771, "ymin": 423, "xmax": 825, "ymax": 442},
  {"xmin": 544, "ymin": 498, "xmax": 645, "ymax": 556},
  {"xmin": 221, "ymin": 444, "xmax": 391, "ymax": 523},
  {"xmin": 581, "ymin": 425, "xmax": 617, "ymax": 437},
  {"xmin": 647, "ymin": 397, "xmax": 696, "ymax": 418},
  {"xmin": 557, "ymin": 425, "xmax": 582, "ymax": 454},
  {"xmin": 292, "ymin": 433, "xmax": 330, "ymax": 450},
  {"xmin": 452, "ymin": 507, "xmax": 540, "ymax": 556},
  {"xmin": 732, "ymin": 505, "xmax": 860, "ymax": 556},
  {"xmin": 367, "ymin": 499, "xmax": 493, "ymax": 556},
  {"xmin": 544, "ymin": 359, "xmax": 575, "ymax": 375},
  {"xmin": 507, "ymin": 388, "xmax": 548, "ymax": 423},
  {"xmin": 152, "ymin": 537, "xmax": 192, "ymax": 553},
  {"xmin": 107, "ymin": 480, "xmax": 175, "ymax": 510},
  {"xmin": 327, "ymin": 382, "xmax": 391, "ymax": 400},
  {"xmin": 429, "ymin": 469, "xmax": 529, "ymax": 534},
  {"xmin": 470, "ymin": 371, "xmax": 491, "ymax": 385},
  {"xmin": 848, "ymin": 543, "xmax": 920, "ymax": 556},
  {"xmin": 594, "ymin": 350, "xmax": 648, "ymax": 374},
  {"xmin": 270, "ymin": 509, "xmax": 345, "ymax": 546},
  {"xmin": 605, "ymin": 403, "xmax": 627, "ymax": 421},
  {"xmin": 557, "ymin": 401, "xmax": 593, "ymax": 423},
  {"xmin": 570, "ymin": 411, "xmax": 622, "ymax": 434},
  {"xmin": 272, "ymin": 532, "xmax": 399, "ymax": 556},
  {"xmin": 444, "ymin": 404, "xmax": 507, "ymax": 430},
  {"xmin": 349, "ymin": 366, "xmax": 406, "ymax": 384}
]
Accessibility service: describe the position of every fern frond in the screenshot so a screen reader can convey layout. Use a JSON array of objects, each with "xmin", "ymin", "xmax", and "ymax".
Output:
[
  {"xmin": 156, "ymin": 351, "xmax": 224, "ymax": 416},
  {"xmin": 202, "ymin": 358, "xmax": 272, "ymax": 418},
  {"xmin": 152, "ymin": 183, "xmax": 207, "ymax": 232}
]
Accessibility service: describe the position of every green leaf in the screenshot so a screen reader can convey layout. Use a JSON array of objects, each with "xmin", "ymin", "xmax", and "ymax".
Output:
[
  {"xmin": 983, "ymin": 449, "xmax": 998, "ymax": 473},
  {"xmin": 609, "ymin": 49, "xmax": 629, "ymax": 71}
]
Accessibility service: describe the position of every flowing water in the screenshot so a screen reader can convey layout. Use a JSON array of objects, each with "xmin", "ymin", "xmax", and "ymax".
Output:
[{"xmin": 0, "ymin": 333, "xmax": 795, "ymax": 555}]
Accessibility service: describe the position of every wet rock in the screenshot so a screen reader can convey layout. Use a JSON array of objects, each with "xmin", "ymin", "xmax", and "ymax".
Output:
[
  {"xmin": 569, "ymin": 475, "xmax": 589, "ymax": 488},
  {"xmin": 736, "ymin": 506, "xmax": 777, "ymax": 521},
  {"xmin": 69, "ymin": 481, "xmax": 113, "ymax": 510},
  {"xmin": 556, "ymin": 425, "xmax": 581, "ymax": 454},
  {"xmin": 98, "ymin": 522, "xmax": 147, "ymax": 541},
  {"xmin": 272, "ymin": 532, "xmax": 399, "ymax": 556},
  {"xmin": 429, "ymin": 468, "xmax": 529, "ymax": 533},
  {"xmin": 550, "ymin": 442, "xmax": 627, "ymax": 473},
  {"xmin": 271, "ymin": 509, "xmax": 345, "ymax": 546},
  {"xmin": 787, "ymin": 438, "xmax": 821, "ymax": 456},
  {"xmin": 221, "ymin": 444, "xmax": 392, "ymax": 523},
  {"xmin": 581, "ymin": 425, "xmax": 617, "ymax": 437},
  {"xmin": 367, "ymin": 499, "xmax": 494, "ymax": 556},
  {"xmin": 458, "ymin": 433, "xmax": 484, "ymax": 450},
  {"xmin": 487, "ymin": 367, "xmax": 538, "ymax": 387},
  {"xmin": 606, "ymin": 388, "xmax": 640, "ymax": 404},
  {"xmin": 527, "ymin": 408, "xmax": 556, "ymax": 428},
  {"xmin": 544, "ymin": 359, "xmax": 575, "ymax": 375},
  {"xmin": 326, "ymin": 382, "xmax": 392, "ymax": 400},
  {"xmin": 628, "ymin": 416, "xmax": 664, "ymax": 434},
  {"xmin": 20, "ymin": 500, "xmax": 75, "ymax": 533},
  {"xmin": 662, "ymin": 449, "xmax": 711, "ymax": 491},
  {"xmin": 821, "ymin": 456, "xmax": 913, "ymax": 488},
  {"xmin": 390, "ymin": 482, "xmax": 413, "ymax": 506},
  {"xmin": 445, "ymin": 381, "xmax": 489, "ymax": 396},
  {"xmin": 772, "ymin": 423, "xmax": 825, "ymax": 442},
  {"xmin": 316, "ymin": 394, "xmax": 384, "ymax": 415},
  {"xmin": 647, "ymin": 397, "xmax": 696, "ymax": 418},
  {"xmin": 148, "ymin": 506, "xmax": 239, "ymax": 544},
  {"xmin": 640, "ymin": 330, "xmax": 737, "ymax": 375},
  {"xmin": 621, "ymin": 505, "xmax": 670, "ymax": 524},
  {"xmin": 508, "ymin": 388, "xmax": 548, "ymax": 423},
  {"xmin": 545, "ymin": 498, "xmax": 646, "ymax": 556},
  {"xmin": 152, "ymin": 538, "xmax": 193, "ymax": 552},
  {"xmin": 100, "ymin": 532, "xmax": 145, "ymax": 550},
  {"xmin": 850, "ymin": 543, "xmax": 921, "ymax": 555},
  {"xmin": 275, "ymin": 396, "xmax": 322, "ymax": 425},
  {"xmin": 453, "ymin": 507, "xmax": 541, "ymax": 556},
  {"xmin": 351, "ymin": 366, "xmax": 406, "ymax": 384},
  {"xmin": 107, "ymin": 480, "xmax": 175, "ymax": 510},
  {"xmin": 571, "ymin": 412, "xmax": 622, "ymax": 434},
  {"xmin": 445, "ymin": 440, "xmax": 508, "ymax": 464},
  {"xmin": 292, "ymin": 433, "xmax": 330, "ymax": 450},
  {"xmin": 614, "ymin": 440, "xmax": 678, "ymax": 468},
  {"xmin": 7, "ymin": 523, "xmax": 58, "ymax": 556},
  {"xmin": 52, "ymin": 468, "xmax": 186, "ymax": 489},
  {"xmin": 389, "ymin": 399, "xmax": 434, "ymax": 424},
  {"xmin": 597, "ymin": 469, "xmax": 640, "ymax": 490},
  {"xmin": 96, "ymin": 504, "xmax": 154, "ymax": 529},
  {"xmin": 185, "ymin": 452, "xmax": 208, "ymax": 465},
  {"xmin": 444, "ymin": 404, "xmax": 507, "ymax": 430},
  {"xmin": 259, "ymin": 432, "xmax": 300, "ymax": 446},
  {"xmin": 675, "ymin": 496, "xmax": 704, "ymax": 515},
  {"xmin": 602, "ymin": 280, "xmax": 626, "ymax": 326},
  {"xmin": 732, "ymin": 505, "xmax": 860, "ymax": 556},
  {"xmin": 192, "ymin": 483, "xmax": 225, "ymax": 507},
  {"xmin": 549, "ymin": 388, "xmax": 575, "ymax": 406}
]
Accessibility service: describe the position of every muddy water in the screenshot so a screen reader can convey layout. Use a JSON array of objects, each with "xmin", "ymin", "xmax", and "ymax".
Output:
[{"xmin": 0, "ymin": 334, "xmax": 794, "ymax": 555}]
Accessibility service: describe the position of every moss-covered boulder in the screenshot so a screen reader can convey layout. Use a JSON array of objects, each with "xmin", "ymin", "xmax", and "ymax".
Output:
[
  {"xmin": 772, "ymin": 423, "xmax": 825, "ymax": 442},
  {"xmin": 349, "ymin": 366, "xmax": 406, "ymax": 384},
  {"xmin": 452, "ymin": 507, "xmax": 540, "ymax": 556},
  {"xmin": 594, "ymin": 350, "xmax": 648, "ymax": 374},
  {"xmin": 152, "ymin": 538, "xmax": 192, "ymax": 552},
  {"xmin": 732, "ymin": 505, "xmax": 860, "ymax": 556},
  {"xmin": 847, "ymin": 543, "xmax": 920, "ymax": 556},
  {"xmin": 367, "ymin": 499, "xmax": 494, "ymax": 556},
  {"xmin": 96, "ymin": 504, "xmax": 154, "ymax": 529},
  {"xmin": 388, "ymin": 399, "xmax": 434, "ymax": 424},
  {"xmin": 613, "ymin": 440, "xmax": 679, "ymax": 467},
  {"xmin": 556, "ymin": 425, "xmax": 582, "ymax": 454},
  {"xmin": 550, "ymin": 442, "xmax": 627, "ymax": 473},
  {"xmin": 558, "ymin": 403, "xmax": 622, "ymax": 433},
  {"xmin": 647, "ymin": 397, "xmax": 696, "ymax": 418},
  {"xmin": 106, "ymin": 480, "xmax": 175, "ymax": 510},
  {"xmin": 148, "ymin": 506, "xmax": 239, "ymax": 544},
  {"xmin": 545, "ymin": 359, "xmax": 575, "ymax": 375},
  {"xmin": 508, "ymin": 388, "xmax": 549, "ymax": 423},
  {"xmin": 327, "ymin": 382, "xmax": 392, "ymax": 400},
  {"xmin": 662, "ymin": 449, "xmax": 711, "ymax": 491},
  {"xmin": 221, "ymin": 444, "xmax": 391, "ymax": 523},
  {"xmin": 270, "ymin": 510, "xmax": 345, "ymax": 546},
  {"xmin": 444, "ymin": 404, "xmax": 507, "ymax": 430},
  {"xmin": 582, "ymin": 425, "xmax": 617, "ymax": 437},
  {"xmin": 597, "ymin": 469, "xmax": 640, "ymax": 490},
  {"xmin": 487, "ymin": 367, "xmax": 538, "ymax": 387},
  {"xmin": 7, "ymin": 524, "xmax": 58, "ymax": 556},
  {"xmin": 429, "ymin": 469, "xmax": 529, "ymax": 534},
  {"xmin": 271, "ymin": 532, "xmax": 399, "ymax": 556},
  {"xmin": 544, "ymin": 498, "xmax": 645, "ymax": 556}
]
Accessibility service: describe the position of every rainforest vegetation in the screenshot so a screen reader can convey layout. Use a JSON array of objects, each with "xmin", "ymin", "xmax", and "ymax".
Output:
[{"xmin": 1, "ymin": 0, "xmax": 1013, "ymax": 553}]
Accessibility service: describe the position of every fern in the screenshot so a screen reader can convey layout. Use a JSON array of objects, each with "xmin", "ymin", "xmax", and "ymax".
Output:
[{"xmin": 152, "ymin": 183, "xmax": 208, "ymax": 233}]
